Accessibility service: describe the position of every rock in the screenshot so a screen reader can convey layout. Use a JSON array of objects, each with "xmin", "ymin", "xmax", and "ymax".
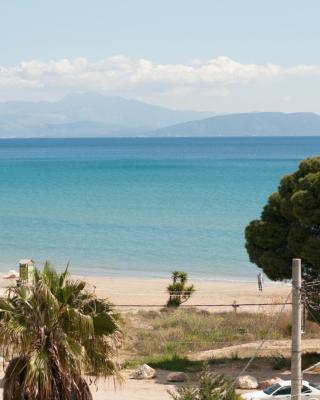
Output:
[
  {"xmin": 237, "ymin": 375, "xmax": 259, "ymax": 389},
  {"xmin": 131, "ymin": 364, "xmax": 156, "ymax": 379},
  {"xmin": 167, "ymin": 372, "xmax": 187, "ymax": 382},
  {"xmin": 259, "ymin": 378, "xmax": 281, "ymax": 389}
]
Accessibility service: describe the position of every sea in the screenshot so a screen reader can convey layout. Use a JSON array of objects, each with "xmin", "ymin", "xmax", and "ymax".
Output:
[{"xmin": 0, "ymin": 136, "xmax": 319, "ymax": 281}]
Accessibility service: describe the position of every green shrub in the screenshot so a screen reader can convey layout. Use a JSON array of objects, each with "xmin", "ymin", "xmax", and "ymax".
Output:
[
  {"xmin": 168, "ymin": 367, "xmax": 242, "ymax": 400},
  {"xmin": 302, "ymin": 352, "xmax": 320, "ymax": 370},
  {"xmin": 167, "ymin": 271, "xmax": 195, "ymax": 308},
  {"xmin": 270, "ymin": 355, "xmax": 290, "ymax": 370}
]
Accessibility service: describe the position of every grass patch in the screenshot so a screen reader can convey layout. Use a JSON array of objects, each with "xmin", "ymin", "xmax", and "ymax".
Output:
[
  {"xmin": 124, "ymin": 353, "xmax": 320, "ymax": 373},
  {"xmin": 123, "ymin": 309, "xmax": 320, "ymax": 370},
  {"xmin": 125, "ymin": 309, "xmax": 292, "ymax": 357},
  {"xmin": 124, "ymin": 354, "xmax": 204, "ymax": 372},
  {"xmin": 148, "ymin": 354, "xmax": 203, "ymax": 372}
]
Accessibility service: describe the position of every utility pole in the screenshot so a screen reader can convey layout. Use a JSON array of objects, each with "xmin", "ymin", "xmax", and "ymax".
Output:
[{"xmin": 291, "ymin": 258, "xmax": 302, "ymax": 400}]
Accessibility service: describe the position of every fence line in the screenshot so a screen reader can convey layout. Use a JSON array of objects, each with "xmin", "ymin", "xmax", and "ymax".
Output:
[{"xmin": 113, "ymin": 302, "xmax": 292, "ymax": 307}]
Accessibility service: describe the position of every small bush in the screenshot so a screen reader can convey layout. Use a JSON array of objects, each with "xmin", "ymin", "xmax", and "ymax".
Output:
[
  {"xmin": 270, "ymin": 352, "xmax": 320, "ymax": 371},
  {"xmin": 270, "ymin": 355, "xmax": 290, "ymax": 370},
  {"xmin": 124, "ymin": 354, "xmax": 203, "ymax": 372},
  {"xmin": 168, "ymin": 367, "xmax": 242, "ymax": 400},
  {"xmin": 302, "ymin": 352, "xmax": 320, "ymax": 370}
]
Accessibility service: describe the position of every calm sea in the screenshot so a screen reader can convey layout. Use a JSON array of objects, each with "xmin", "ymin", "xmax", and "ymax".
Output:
[{"xmin": 0, "ymin": 137, "xmax": 319, "ymax": 281}]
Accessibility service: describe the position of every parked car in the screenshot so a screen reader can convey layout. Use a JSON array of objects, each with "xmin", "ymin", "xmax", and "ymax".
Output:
[{"xmin": 242, "ymin": 380, "xmax": 320, "ymax": 400}]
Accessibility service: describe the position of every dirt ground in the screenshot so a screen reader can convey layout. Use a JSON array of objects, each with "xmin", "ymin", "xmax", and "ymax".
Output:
[
  {"xmin": 192, "ymin": 338, "xmax": 320, "ymax": 360},
  {"xmin": 1, "ymin": 355, "xmax": 320, "ymax": 400},
  {"xmin": 87, "ymin": 366, "xmax": 320, "ymax": 400}
]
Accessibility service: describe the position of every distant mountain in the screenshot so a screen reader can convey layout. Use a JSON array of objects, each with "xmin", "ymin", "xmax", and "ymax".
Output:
[
  {"xmin": 0, "ymin": 95, "xmax": 319, "ymax": 138},
  {"xmin": 151, "ymin": 112, "xmax": 320, "ymax": 137},
  {"xmin": 0, "ymin": 93, "xmax": 212, "ymax": 138}
]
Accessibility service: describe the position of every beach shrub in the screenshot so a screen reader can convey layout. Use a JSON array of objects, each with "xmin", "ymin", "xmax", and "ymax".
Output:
[
  {"xmin": 167, "ymin": 271, "xmax": 195, "ymax": 307},
  {"xmin": 168, "ymin": 367, "xmax": 241, "ymax": 400},
  {"xmin": 245, "ymin": 156, "xmax": 320, "ymax": 281},
  {"xmin": 302, "ymin": 352, "xmax": 320, "ymax": 370},
  {"xmin": 270, "ymin": 353, "xmax": 320, "ymax": 370},
  {"xmin": 270, "ymin": 354, "xmax": 290, "ymax": 370},
  {"xmin": 0, "ymin": 262, "xmax": 122, "ymax": 400}
]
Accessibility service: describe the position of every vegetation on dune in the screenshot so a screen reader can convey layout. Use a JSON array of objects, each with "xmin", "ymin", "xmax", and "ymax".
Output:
[
  {"xmin": 168, "ymin": 366, "xmax": 242, "ymax": 400},
  {"xmin": 266, "ymin": 352, "xmax": 320, "ymax": 371},
  {"xmin": 124, "ymin": 354, "xmax": 203, "ymax": 372},
  {"xmin": 0, "ymin": 262, "xmax": 122, "ymax": 400},
  {"xmin": 124, "ymin": 308, "xmax": 320, "ymax": 370},
  {"xmin": 167, "ymin": 271, "xmax": 195, "ymax": 308},
  {"xmin": 245, "ymin": 156, "xmax": 320, "ymax": 281}
]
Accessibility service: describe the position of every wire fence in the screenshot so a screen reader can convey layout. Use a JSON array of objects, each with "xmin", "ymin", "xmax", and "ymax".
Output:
[{"xmin": 112, "ymin": 302, "xmax": 292, "ymax": 309}]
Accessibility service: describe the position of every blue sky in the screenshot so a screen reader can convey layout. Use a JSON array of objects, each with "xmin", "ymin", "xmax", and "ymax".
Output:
[{"xmin": 0, "ymin": 0, "xmax": 320, "ymax": 112}]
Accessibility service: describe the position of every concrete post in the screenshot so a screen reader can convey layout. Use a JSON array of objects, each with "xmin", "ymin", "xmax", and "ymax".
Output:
[{"xmin": 291, "ymin": 258, "xmax": 302, "ymax": 400}]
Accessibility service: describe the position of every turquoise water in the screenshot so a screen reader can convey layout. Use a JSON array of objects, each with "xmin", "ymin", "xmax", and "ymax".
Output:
[{"xmin": 0, "ymin": 137, "xmax": 319, "ymax": 280}]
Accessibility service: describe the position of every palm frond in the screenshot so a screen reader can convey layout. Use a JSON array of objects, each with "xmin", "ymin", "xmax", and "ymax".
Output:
[{"xmin": 0, "ymin": 263, "xmax": 122, "ymax": 400}]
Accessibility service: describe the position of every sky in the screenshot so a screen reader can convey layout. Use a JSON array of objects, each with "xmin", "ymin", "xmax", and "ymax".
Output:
[{"xmin": 0, "ymin": 0, "xmax": 320, "ymax": 112}]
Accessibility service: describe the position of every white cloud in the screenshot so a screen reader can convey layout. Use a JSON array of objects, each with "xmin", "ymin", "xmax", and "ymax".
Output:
[
  {"xmin": 0, "ymin": 56, "xmax": 319, "ymax": 111},
  {"xmin": 1, "ymin": 56, "xmax": 320, "ymax": 90}
]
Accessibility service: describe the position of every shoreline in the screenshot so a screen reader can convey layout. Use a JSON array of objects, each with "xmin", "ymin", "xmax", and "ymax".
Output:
[{"xmin": 0, "ymin": 264, "xmax": 288, "ymax": 285}]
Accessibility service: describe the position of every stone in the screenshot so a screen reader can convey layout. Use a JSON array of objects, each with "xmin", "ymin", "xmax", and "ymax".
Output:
[
  {"xmin": 237, "ymin": 375, "xmax": 259, "ymax": 389},
  {"xmin": 167, "ymin": 372, "xmax": 187, "ymax": 382},
  {"xmin": 131, "ymin": 364, "xmax": 156, "ymax": 379},
  {"xmin": 259, "ymin": 378, "xmax": 281, "ymax": 389}
]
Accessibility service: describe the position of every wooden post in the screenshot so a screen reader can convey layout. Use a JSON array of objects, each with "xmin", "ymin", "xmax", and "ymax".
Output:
[{"xmin": 291, "ymin": 258, "xmax": 302, "ymax": 400}]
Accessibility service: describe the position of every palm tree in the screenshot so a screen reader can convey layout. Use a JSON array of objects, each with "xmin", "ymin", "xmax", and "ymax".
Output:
[
  {"xmin": 167, "ymin": 271, "xmax": 195, "ymax": 308},
  {"xmin": 0, "ymin": 262, "xmax": 122, "ymax": 400}
]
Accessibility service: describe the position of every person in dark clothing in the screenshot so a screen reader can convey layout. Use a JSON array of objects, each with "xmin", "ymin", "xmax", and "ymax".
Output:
[{"xmin": 257, "ymin": 272, "xmax": 263, "ymax": 292}]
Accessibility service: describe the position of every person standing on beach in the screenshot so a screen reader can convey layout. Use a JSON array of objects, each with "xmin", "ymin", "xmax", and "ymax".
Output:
[{"xmin": 257, "ymin": 272, "xmax": 263, "ymax": 292}]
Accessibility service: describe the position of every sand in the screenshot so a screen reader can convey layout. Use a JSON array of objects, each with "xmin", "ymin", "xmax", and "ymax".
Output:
[
  {"xmin": 79, "ymin": 276, "xmax": 291, "ymax": 313},
  {"xmin": 0, "ymin": 275, "xmax": 291, "ymax": 312}
]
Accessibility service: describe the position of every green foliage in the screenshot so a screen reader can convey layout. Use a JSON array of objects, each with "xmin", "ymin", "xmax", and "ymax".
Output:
[
  {"xmin": 269, "ymin": 352, "xmax": 320, "ymax": 371},
  {"xmin": 168, "ymin": 367, "xmax": 242, "ymax": 400},
  {"xmin": 167, "ymin": 271, "xmax": 195, "ymax": 307},
  {"xmin": 270, "ymin": 354, "xmax": 290, "ymax": 370},
  {"xmin": 125, "ymin": 354, "xmax": 203, "ymax": 372},
  {"xmin": 0, "ymin": 262, "xmax": 122, "ymax": 400},
  {"xmin": 301, "ymin": 352, "xmax": 320, "ymax": 370},
  {"xmin": 245, "ymin": 156, "xmax": 320, "ymax": 281}
]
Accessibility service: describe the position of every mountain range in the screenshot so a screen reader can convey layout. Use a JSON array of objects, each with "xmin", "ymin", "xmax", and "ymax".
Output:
[
  {"xmin": 152, "ymin": 112, "xmax": 320, "ymax": 137},
  {"xmin": 0, "ymin": 92, "xmax": 319, "ymax": 137},
  {"xmin": 0, "ymin": 93, "xmax": 212, "ymax": 138}
]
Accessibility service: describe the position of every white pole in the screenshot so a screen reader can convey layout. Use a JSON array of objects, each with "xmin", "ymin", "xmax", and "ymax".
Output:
[{"xmin": 291, "ymin": 258, "xmax": 302, "ymax": 400}]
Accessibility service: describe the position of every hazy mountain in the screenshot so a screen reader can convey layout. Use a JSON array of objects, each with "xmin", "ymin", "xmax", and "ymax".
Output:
[
  {"xmin": 151, "ymin": 112, "xmax": 320, "ymax": 137},
  {"xmin": 0, "ymin": 93, "xmax": 212, "ymax": 137},
  {"xmin": 0, "ymin": 95, "xmax": 319, "ymax": 138}
]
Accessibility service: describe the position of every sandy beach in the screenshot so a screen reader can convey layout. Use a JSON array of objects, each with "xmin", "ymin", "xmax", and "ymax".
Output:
[
  {"xmin": 0, "ymin": 275, "xmax": 291, "ymax": 313},
  {"xmin": 78, "ymin": 276, "xmax": 291, "ymax": 313}
]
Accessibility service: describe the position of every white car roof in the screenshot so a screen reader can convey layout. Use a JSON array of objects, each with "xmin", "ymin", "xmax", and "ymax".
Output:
[{"xmin": 278, "ymin": 380, "xmax": 310, "ymax": 386}]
